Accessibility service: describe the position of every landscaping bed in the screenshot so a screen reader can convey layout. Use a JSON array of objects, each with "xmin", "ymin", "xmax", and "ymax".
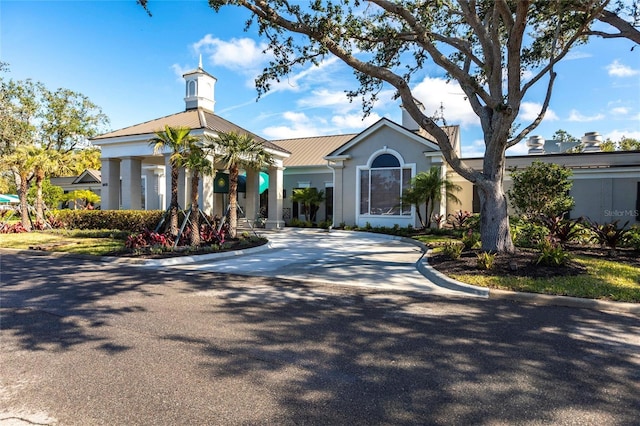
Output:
[
  {"xmin": 428, "ymin": 245, "xmax": 639, "ymax": 279},
  {"xmin": 106, "ymin": 236, "xmax": 268, "ymax": 259}
]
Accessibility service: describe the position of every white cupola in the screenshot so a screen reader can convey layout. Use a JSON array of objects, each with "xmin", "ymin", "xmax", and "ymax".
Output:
[{"xmin": 183, "ymin": 55, "xmax": 217, "ymax": 112}]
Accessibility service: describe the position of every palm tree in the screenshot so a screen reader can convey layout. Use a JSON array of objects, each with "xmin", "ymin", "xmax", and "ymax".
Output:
[
  {"xmin": 175, "ymin": 141, "xmax": 212, "ymax": 246},
  {"xmin": 204, "ymin": 131, "xmax": 273, "ymax": 238},
  {"xmin": 403, "ymin": 166, "xmax": 461, "ymax": 228},
  {"xmin": 31, "ymin": 147, "xmax": 63, "ymax": 223},
  {"xmin": 291, "ymin": 187, "xmax": 325, "ymax": 223},
  {"xmin": 149, "ymin": 125, "xmax": 198, "ymax": 238}
]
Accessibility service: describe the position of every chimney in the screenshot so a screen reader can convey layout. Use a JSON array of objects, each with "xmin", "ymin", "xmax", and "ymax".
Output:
[
  {"xmin": 526, "ymin": 135, "xmax": 545, "ymax": 154},
  {"xmin": 400, "ymin": 101, "xmax": 425, "ymax": 131},
  {"xmin": 581, "ymin": 132, "xmax": 603, "ymax": 152}
]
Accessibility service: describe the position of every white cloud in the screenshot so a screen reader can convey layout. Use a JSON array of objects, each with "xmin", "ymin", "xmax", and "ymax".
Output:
[
  {"xmin": 462, "ymin": 138, "xmax": 486, "ymax": 158},
  {"xmin": 518, "ymin": 102, "xmax": 559, "ymax": 121},
  {"xmin": 262, "ymin": 111, "xmax": 329, "ymax": 139},
  {"xmin": 193, "ymin": 35, "xmax": 270, "ymax": 70},
  {"xmin": 603, "ymin": 129, "xmax": 640, "ymax": 141},
  {"xmin": 411, "ymin": 77, "xmax": 479, "ymax": 127},
  {"xmin": 298, "ymin": 89, "xmax": 353, "ymax": 111},
  {"xmin": 606, "ymin": 60, "xmax": 639, "ymax": 77},
  {"xmin": 506, "ymin": 140, "xmax": 530, "ymax": 156},
  {"xmin": 265, "ymin": 57, "xmax": 341, "ymax": 95},
  {"xmin": 171, "ymin": 63, "xmax": 191, "ymax": 81},
  {"xmin": 331, "ymin": 112, "xmax": 381, "ymax": 129},
  {"xmin": 568, "ymin": 109, "xmax": 605, "ymax": 122},
  {"xmin": 610, "ymin": 107, "xmax": 629, "ymax": 116},
  {"xmin": 564, "ymin": 51, "xmax": 592, "ymax": 61}
]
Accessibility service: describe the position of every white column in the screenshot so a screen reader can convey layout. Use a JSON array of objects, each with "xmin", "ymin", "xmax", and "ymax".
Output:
[
  {"xmin": 328, "ymin": 161, "xmax": 344, "ymax": 227},
  {"xmin": 100, "ymin": 158, "xmax": 121, "ymax": 210},
  {"xmin": 121, "ymin": 157, "xmax": 142, "ymax": 210},
  {"xmin": 245, "ymin": 168, "xmax": 260, "ymax": 224},
  {"xmin": 266, "ymin": 164, "xmax": 284, "ymax": 230},
  {"xmin": 164, "ymin": 155, "xmax": 188, "ymax": 210},
  {"xmin": 179, "ymin": 168, "xmax": 188, "ymax": 209},
  {"xmin": 201, "ymin": 172, "xmax": 214, "ymax": 216},
  {"xmin": 438, "ymin": 162, "xmax": 448, "ymax": 225}
]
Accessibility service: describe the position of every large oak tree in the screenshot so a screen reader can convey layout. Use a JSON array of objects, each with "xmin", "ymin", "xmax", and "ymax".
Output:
[{"xmin": 141, "ymin": 0, "xmax": 639, "ymax": 252}]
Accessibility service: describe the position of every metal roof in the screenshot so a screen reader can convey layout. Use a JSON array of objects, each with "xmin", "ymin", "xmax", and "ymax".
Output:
[
  {"xmin": 92, "ymin": 108, "xmax": 288, "ymax": 153},
  {"xmin": 272, "ymin": 134, "xmax": 357, "ymax": 167}
]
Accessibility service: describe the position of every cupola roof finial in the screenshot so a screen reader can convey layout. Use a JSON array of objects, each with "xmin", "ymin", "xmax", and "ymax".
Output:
[{"xmin": 198, "ymin": 54, "xmax": 203, "ymax": 69}]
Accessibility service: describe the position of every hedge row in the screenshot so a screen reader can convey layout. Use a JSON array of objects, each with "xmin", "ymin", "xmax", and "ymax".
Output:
[{"xmin": 51, "ymin": 210, "xmax": 166, "ymax": 233}]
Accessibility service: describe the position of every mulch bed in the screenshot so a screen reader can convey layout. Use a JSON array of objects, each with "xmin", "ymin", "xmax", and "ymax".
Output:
[
  {"xmin": 107, "ymin": 238, "xmax": 268, "ymax": 259},
  {"xmin": 428, "ymin": 245, "xmax": 639, "ymax": 279}
]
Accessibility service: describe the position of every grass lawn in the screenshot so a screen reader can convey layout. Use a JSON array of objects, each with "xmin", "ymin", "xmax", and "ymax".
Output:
[
  {"xmin": 0, "ymin": 230, "xmax": 125, "ymax": 256},
  {"xmin": 412, "ymin": 234, "xmax": 459, "ymax": 246},
  {"xmin": 448, "ymin": 255, "xmax": 640, "ymax": 303},
  {"xmin": 2, "ymin": 229, "xmax": 638, "ymax": 303}
]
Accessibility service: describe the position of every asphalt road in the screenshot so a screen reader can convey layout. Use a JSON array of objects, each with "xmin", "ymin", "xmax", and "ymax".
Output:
[{"xmin": 1, "ymin": 252, "xmax": 639, "ymax": 425}]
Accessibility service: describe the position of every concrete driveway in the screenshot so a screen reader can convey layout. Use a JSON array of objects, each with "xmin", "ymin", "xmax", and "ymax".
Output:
[
  {"xmin": 164, "ymin": 228, "xmax": 473, "ymax": 296},
  {"xmin": 2, "ymin": 251, "xmax": 639, "ymax": 425}
]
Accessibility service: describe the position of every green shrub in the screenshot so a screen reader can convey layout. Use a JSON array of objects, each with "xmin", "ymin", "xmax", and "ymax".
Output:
[
  {"xmin": 536, "ymin": 238, "xmax": 571, "ymax": 267},
  {"xmin": 586, "ymin": 219, "xmax": 630, "ymax": 253},
  {"xmin": 514, "ymin": 221, "xmax": 549, "ymax": 248},
  {"xmin": 319, "ymin": 220, "xmax": 333, "ymax": 229},
  {"xmin": 51, "ymin": 210, "xmax": 165, "ymax": 233},
  {"xmin": 476, "ymin": 251, "xmax": 496, "ymax": 270},
  {"xmin": 540, "ymin": 215, "xmax": 584, "ymax": 246},
  {"xmin": 442, "ymin": 242, "xmax": 463, "ymax": 260},
  {"xmin": 622, "ymin": 226, "xmax": 640, "ymax": 251},
  {"xmin": 461, "ymin": 229, "xmax": 481, "ymax": 250},
  {"xmin": 288, "ymin": 217, "xmax": 312, "ymax": 228},
  {"xmin": 465, "ymin": 214, "xmax": 481, "ymax": 233}
]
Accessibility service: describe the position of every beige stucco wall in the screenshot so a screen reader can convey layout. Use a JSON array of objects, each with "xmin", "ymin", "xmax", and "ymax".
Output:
[
  {"xmin": 336, "ymin": 125, "xmax": 443, "ymax": 227},
  {"xmin": 448, "ymin": 151, "xmax": 640, "ymax": 225}
]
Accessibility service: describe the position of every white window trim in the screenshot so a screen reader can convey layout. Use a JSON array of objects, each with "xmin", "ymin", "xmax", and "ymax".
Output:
[{"xmin": 356, "ymin": 148, "xmax": 416, "ymax": 224}]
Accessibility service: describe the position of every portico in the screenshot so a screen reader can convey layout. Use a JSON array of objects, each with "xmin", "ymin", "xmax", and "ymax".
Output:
[{"xmin": 92, "ymin": 62, "xmax": 290, "ymax": 229}]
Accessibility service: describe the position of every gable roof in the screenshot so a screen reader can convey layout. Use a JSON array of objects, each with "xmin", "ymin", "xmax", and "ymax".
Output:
[
  {"xmin": 272, "ymin": 134, "xmax": 357, "ymax": 167},
  {"xmin": 73, "ymin": 169, "xmax": 101, "ymax": 184},
  {"xmin": 325, "ymin": 117, "xmax": 444, "ymax": 158},
  {"xmin": 92, "ymin": 108, "xmax": 288, "ymax": 153}
]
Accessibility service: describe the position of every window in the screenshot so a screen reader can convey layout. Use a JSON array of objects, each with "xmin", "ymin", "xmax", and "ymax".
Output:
[
  {"xmin": 359, "ymin": 152, "xmax": 412, "ymax": 216},
  {"xmin": 187, "ymin": 80, "xmax": 196, "ymax": 97}
]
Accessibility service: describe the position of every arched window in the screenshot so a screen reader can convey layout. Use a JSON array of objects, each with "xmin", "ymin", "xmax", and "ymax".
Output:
[
  {"xmin": 359, "ymin": 151, "xmax": 412, "ymax": 216},
  {"xmin": 187, "ymin": 80, "xmax": 196, "ymax": 97}
]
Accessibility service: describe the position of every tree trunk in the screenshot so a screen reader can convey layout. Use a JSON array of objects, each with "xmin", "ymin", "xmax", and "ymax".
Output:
[
  {"xmin": 477, "ymin": 179, "xmax": 515, "ymax": 253},
  {"xmin": 35, "ymin": 171, "xmax": 45, "ymax": 223},
  {"xmin": 17, "ymin": 174, "xmax": 31, "ymax": 231},
  {"xmin": 169, "ymin": 163, "xmax": 179, "ymax": 238},
  {"xmin": 426, "ymin": 200, "xmax": 433, "ymax": 228},
  {"xmin": 415, "ymin": 206, "xmax": 425, "ymax": 229},
  {"xmin": 228, "ymin": 165, "xmax": 238, "ymax": 239},
  {"xmin": 190, "ymin": 171, "xmax": 200, "ymax": 247}
]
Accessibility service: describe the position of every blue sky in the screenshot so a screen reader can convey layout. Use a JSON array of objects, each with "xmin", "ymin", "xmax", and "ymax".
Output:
[{"xmin": 2, "ymin": 0, "xmax": 639, "ymax": 157}]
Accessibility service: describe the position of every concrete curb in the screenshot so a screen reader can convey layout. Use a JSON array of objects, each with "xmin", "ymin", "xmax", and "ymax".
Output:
[
  {"xmin": 0, "ymin": 242, "xmax": 274, "ymax": 267},
  {"xmin": 489, "ymin": 289, "xmax": 640, "ymax": 315},
  {"xmin": 337, "ymin": 232, "xmax": 638, "ymax": 315},
  {"xmin": 418, "ymin": 249, "xmax": 490, "ymax": 298},
  {"xmin": 138, "ymin": 241, "xmax": 274, "ymax": 267}
]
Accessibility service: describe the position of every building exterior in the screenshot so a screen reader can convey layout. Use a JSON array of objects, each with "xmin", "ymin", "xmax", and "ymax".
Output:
[{"xmin": 90, "ymin": 64, "xmax": 640, "ymax": 228}]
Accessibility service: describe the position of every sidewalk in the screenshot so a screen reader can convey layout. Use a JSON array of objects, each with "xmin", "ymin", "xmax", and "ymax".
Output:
[
  {"xmin": 161, "ymin": 228, "xmax": 482, "ymax": 297},
  {"xmin": 146, "ymin": 228, "xmax": 640, "ymax": 315}
]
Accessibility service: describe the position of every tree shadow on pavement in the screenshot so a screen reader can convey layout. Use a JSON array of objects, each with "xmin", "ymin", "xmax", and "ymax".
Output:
[{"xmin": 169, "ymin": 281, "xmax": 640, "ymax": 425}]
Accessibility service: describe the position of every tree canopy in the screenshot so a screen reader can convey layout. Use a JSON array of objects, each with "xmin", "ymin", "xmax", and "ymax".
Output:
[
  {"xmin": 171, "ymin": 0, "xmax": 639, "ymax": 253},
  {"xmin": 0, "ymin": 64, "xmax": 109, "ymax": 228}
]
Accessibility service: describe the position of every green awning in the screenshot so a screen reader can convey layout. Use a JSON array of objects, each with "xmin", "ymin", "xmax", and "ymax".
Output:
[
  {"xmin": 0, "ymin": 194, "xmax": 19, "ymax": 204},
  {"xmin": 213, "ymin": 172, "xmax": 269, "ymax": 194}
]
